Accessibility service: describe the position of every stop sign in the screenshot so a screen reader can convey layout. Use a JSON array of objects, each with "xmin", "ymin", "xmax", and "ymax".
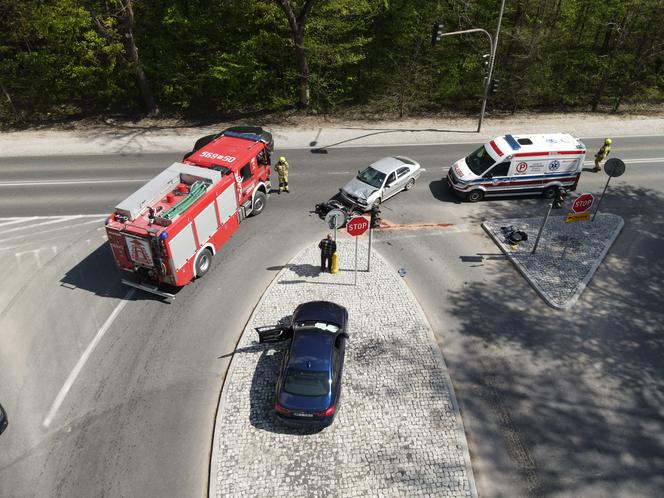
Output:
[
  {"xmin": 346, "ymin": 216, "xmax": 369, "ymax": 236},
  {"xmin": 572, "ymin": 193, "xmax": 594, "ymax": 213}
]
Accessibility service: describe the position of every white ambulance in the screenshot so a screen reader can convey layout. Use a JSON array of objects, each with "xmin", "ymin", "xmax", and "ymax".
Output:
[{"xmin": 447, "ymin": 133, "xmax": 586, "ymax": 202}]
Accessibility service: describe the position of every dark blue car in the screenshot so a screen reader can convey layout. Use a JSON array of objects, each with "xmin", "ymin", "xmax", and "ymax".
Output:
[{"xmin": 257, "ymin": 301, "xmax": 349, "ymax": 427}]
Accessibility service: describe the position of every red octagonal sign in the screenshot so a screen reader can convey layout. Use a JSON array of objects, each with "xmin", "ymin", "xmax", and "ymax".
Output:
[
  {"xmin": 572, "ymin": 193, "xmax": 595, "ymax": 213},
  {"xmin": 346, "ymin": 216, "xmax": 369, "ymax": 236}
]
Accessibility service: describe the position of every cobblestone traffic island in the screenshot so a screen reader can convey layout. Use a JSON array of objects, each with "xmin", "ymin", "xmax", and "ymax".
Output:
[
  {"xmin": 483, "ymin": 213, "xmax": 624, "ymax": 309},
  {"xmin": 210, "ymin": 238, "xmax": 477, "ymax": 498}
]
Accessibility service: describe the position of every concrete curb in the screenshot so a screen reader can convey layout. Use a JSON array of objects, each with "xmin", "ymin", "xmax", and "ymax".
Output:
[
  {"xmin": 482, "ymin": 215, "xmax": 625, "ymax": 309},
  {"xmin": 207, "ymin": 240, "xmax": 312, "ymax": 498},
  {"xmin": 208, "ymin": 238, "xmax": 478, "ymax": 498}
]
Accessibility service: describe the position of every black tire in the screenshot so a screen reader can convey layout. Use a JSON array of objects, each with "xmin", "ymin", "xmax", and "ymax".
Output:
[
  {"xmin": 404, "ymin": 177, "xmax": 416, "ymax": 191},
  {"xmin": 542, "ymin": 186, "xmax": 558, "ymax": 199},
  {"xmin": 195, "ymin": 248, "xmax": 213, "ymax": 278},
  {"xmin": 466, "ymin": 190, "xmax": 484, "ymax": 202},
  {"xmin": 251, "ymin": 191, "xmax": 267, "ymax": 216}
]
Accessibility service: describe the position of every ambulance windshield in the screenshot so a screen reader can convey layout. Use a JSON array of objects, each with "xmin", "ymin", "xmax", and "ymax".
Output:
[{"xmin": 465, "ymin": 146, "xmax": 496, "ymax": 175}]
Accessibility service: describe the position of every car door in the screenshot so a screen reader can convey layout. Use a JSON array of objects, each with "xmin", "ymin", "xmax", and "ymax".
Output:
[
  {"xmin": 394, "ymin": 166, "xmax": 411, "ymax": 191},
  {"xmin": 381, "ymin": 171, "xmax": 399, "ymax": 200},
  {"xmin": 482, "ymin": 160, "xmax": 511, "ymax": 192},
  {"xmin": 255, "ymin": 325, "xmax": 292, "ymax": 343}
]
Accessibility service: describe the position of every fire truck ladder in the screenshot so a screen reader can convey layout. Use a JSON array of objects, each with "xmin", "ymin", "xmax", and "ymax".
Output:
[{"xmin": 160, "ymin": 181, "xmax": 209, "ymax": 221}]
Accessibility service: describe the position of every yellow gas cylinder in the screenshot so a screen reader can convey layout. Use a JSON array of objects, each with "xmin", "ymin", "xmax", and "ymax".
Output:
[{"xmin": 331, "ymin": 251, "xmax": 339, "ymax": 274}]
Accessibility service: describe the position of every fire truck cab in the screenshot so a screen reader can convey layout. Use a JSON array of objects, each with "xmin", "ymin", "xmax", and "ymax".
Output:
[
  {"xmin": 447, "ymin": 133, "xmax": 586, "ymax": 202},
  {"xmin": 105, "ymin": 131, "xmax": 271, "ymax": 298}
]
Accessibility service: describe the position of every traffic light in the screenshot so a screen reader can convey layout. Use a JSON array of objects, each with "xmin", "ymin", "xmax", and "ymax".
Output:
[
  {"xmin": 370, "ymin": 205, "xmax": 381, "ymax": 228},
  {"xmin": 430, "ymin": 22, "xmax": 443, "ymax": 47},
  {"xmin": 489, "ymin": 79, "xmax": 499, "ymax": 94},
  {"xmin": 552, "ymin": 188, "xmax": 567, "ymax": 209},
  {"xmin": 483, "ymin": 53, "xmax": 490, "ymax": 71}
]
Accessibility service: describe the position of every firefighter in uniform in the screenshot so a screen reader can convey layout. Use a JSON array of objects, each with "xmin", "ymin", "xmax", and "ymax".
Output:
[
  {"xmin": 593, "ymin": 138, "xmax": 612, "ymax": 172},
  {"xmin": 275, "ymin": 156, "xmax": 289, "ymax": 192},
  {"xmin": 318, "ymin": 234, "xmax": 336, "ymax": 273}
]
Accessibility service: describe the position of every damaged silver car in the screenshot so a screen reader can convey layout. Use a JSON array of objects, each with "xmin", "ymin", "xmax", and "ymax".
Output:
[{"xmin": 339, "ymin": 156, "xmax": 423, "ymax": 211}]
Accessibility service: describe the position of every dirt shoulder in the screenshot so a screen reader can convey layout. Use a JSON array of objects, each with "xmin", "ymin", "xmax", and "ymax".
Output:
[{"xmin": 1, "ymin": 112, "xmax": 662, "ymax": 157}]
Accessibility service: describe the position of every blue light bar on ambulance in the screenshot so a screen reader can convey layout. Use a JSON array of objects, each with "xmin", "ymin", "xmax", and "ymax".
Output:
[{"xmin": 503, "ymin": 134, "xmax": 521, "ymax": 150}]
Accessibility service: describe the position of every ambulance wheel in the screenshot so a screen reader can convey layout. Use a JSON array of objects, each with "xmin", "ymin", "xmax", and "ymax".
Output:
[
  {"xmin": 195, "ymin": 248, "xmax": 213, "ymax": 278},
  {"xmin": 251, "ymin": 191, "xmax": 266, "ymax": 216},
  {"xmin": 404, "ymin": 178, "xmax": 416, "ymax": 191},
  {"xmin": 542, "ymin": 187, "xmax": 558, "ymax": 199},
  {"xmin": 466, "ymin": 190, "xmax": 484, "ymax": 202}
]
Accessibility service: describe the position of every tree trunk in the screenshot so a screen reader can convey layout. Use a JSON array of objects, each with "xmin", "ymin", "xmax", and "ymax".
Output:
[
  {"xmin": 0, "ymin": 81, "xmax": 17, "ymax": 114},
  {"xmin": 119, "ymin": 0, "xmax": 158, "ymax": 115},
  {"xmin": 294, "ymin": 34, "xmax": 310, "ymax": 108},
  {"xmin": 275, "ymin": 0, "xmax": 317, "ymax": 109}
]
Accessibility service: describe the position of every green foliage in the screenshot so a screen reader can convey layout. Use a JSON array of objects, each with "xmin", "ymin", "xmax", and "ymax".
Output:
[{"xmin": 1, "ymin": 0, "xmax": 663, "ymax": 125}]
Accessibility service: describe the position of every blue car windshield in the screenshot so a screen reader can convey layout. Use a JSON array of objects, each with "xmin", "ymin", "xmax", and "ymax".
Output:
[
  {"xmin": 284, "ymin": 368, "xmax": 329, "ymax": 396},
  {"xmin": 465, "ymin": 145, "xmax": 496, "ymax": 175},
  {"xmin": 357, "ymin": 167, "xmax": 386, "ymax": 189}
]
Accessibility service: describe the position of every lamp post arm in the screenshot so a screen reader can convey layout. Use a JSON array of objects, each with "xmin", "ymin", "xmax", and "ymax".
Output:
[{"xmin": 439, "ymin": 28, "xmax": 493, "ymax": 48}]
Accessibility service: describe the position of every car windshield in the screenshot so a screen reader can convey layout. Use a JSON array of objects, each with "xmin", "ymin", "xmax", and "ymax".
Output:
[
  {"xmin": 293, "ymin": 321, "xmax": 339, "ymax": 333},
  {"xmin": 465, "ymin": 146, "xmax": 496, "ymax": 175},
  {"xmin": 357, "ymin": 167, "xmax": 386, "ymax": 189},
  {"xmin": 284, "ymin": 368, "xmax": 330, "ymax": 396}
]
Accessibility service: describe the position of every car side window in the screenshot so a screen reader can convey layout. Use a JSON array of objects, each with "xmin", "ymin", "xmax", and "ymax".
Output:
[
  {"xmin": 331, "ymin": 347, "xmax": 339, "ymax": 378},
  {"xmin": 396, "ymin": 166, "xmax": 410, "ymax": 178},
  {"xmin": 241, "ymin": 163, "xmax": 252, "ymax": 182},
  {"xmin": 257, "ymin": 150, "xmax": 268, "ymax": 166},
  {"xmin": 485, "ymin": 161, "xmax": 511, "ymax": 178},
  {"xmin": 385, "ymin": 172, "xmax": 397, "ymax": 186}
]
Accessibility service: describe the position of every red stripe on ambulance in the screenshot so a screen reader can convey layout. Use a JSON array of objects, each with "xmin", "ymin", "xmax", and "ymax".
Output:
[{"xmin": 489, "ymin": 140, "xmax": 503, "ymax": 156}]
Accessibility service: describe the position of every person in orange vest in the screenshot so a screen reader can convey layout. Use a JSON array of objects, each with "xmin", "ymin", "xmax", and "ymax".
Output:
[
  {"xmin": 593, "ymin": 138, "xmax": 612, "ymax": 172},
  {"xmin": 318, "ymin": 234, "xmax": 336, "ymax": 273}
]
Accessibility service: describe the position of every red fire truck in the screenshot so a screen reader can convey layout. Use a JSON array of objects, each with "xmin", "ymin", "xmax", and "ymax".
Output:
[{"xmin": 105, "ymin": 130, "xmax": 272, "ymax": 298}]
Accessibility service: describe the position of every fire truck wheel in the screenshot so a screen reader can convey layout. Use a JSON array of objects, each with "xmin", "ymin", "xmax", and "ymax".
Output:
[
  {"xmin": 542, "ymin": 186, "xmax": 557, "ymax": 199},
  {"xmin": 404, "ymin": 178, "xmax": 416, "ymax": 191},
  {"xmin": 251, "ymin": 191, "xmax": 267, "ymax": 216},
  {"xmin": 466, "ymin": 190, "xmax": 484, "ymax": 202},
  {"xmin": 195, "ymin": 248, "xmax": 213, "ymax": 277}
]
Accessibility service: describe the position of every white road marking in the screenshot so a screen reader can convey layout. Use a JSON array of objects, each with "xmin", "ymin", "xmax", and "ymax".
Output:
[
  {"xmin": 0, "ymin": 215, "xmax": 108, "ymax": 221},
  {"xmin": 0, "ymin": 218, "xmax": 103, "ymax": 244},
  {"xmin": 0, "ymin": 215, "xmax": 96, "ymax": 235},
  {"xmin": 0, "ymin": 178, "xmax": 147, "ymax": 187},
  {"xmin": 43, "ymin": 289, "xmax": 135, "ymax": 428},
  {"xmin": 0, "ymin": 217, "xmax": 39, "ymax": 228}
]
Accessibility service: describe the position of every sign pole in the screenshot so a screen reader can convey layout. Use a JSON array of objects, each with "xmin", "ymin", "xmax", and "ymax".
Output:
[
  {"xmin": 591, "ymin": 176, "xmax": 612, "ymax": 222},
  {"xmin": 532, "ymin": 201, "xmax": 554, "ymax": 254},
  {"xmin": 367, "ymin": 226, "xmax": 372, "ymax": 272},
  {"xmin": 354, "ymin": 235, "xmax": 358, "ymax": 286}
]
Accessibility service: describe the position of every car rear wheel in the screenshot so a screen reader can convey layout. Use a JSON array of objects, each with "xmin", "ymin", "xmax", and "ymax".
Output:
[
  {"xmin": 404, "ymin": 178, "xmax": 416, "ymax": 191},
  {"xmin": 251, "ymin": 191, "xmax": 267, "ymax": 216},
  {"xmin": 195, "ymin": 248, "xmax": 213, "ymax": 278},
  {"xmin": 466, "ymin": 189, "xmax": 484, "ymax": 202}
]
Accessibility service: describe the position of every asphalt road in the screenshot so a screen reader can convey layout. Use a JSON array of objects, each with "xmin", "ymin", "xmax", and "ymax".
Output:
[{"xmin": 0, "ymin": 135, "xmax": 663, "ymax": 497}]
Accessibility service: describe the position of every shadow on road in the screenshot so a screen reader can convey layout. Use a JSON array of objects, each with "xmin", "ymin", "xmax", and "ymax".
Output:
[
  {"xmin": 59, "ymin": 243, "xmax": 180, "ymax": 301},
  {"xmin": 445, "ymin": 185, "xmax": 664, "ymax": 495}
]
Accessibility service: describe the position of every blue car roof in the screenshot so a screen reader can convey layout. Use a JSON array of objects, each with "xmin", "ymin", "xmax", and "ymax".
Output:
[
  {"xmin": 293, "ymin": 301, "xmax": 347, "ymax": 327},
  {"xmin": 288, "ymin": 329, "xmax": 334, "ymax": 371}
]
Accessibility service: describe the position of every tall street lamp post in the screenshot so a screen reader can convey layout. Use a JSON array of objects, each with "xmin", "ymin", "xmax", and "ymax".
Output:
[{"xmin": 431, "ymin": 0, "xmax": 507, "ymax": 132}]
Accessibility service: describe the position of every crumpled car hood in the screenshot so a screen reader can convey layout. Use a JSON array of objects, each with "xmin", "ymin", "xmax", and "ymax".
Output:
[{"xmin": 341, "ymin": 177, "xmax": 379, "ymax": 201}]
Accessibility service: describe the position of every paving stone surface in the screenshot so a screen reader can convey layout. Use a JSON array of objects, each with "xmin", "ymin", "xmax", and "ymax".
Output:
[
  {"xmin": 483, "ymin": 213, "xmax": 624, "ymax": 309},
  {"xmin": 210, "ymin": 238, "xmax": 477, "ymax": 498}
]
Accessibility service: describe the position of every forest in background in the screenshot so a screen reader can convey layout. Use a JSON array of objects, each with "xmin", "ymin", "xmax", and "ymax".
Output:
[{"xmin": 0, "ymin": 0, "xmax": 663, "ymax": 127}]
